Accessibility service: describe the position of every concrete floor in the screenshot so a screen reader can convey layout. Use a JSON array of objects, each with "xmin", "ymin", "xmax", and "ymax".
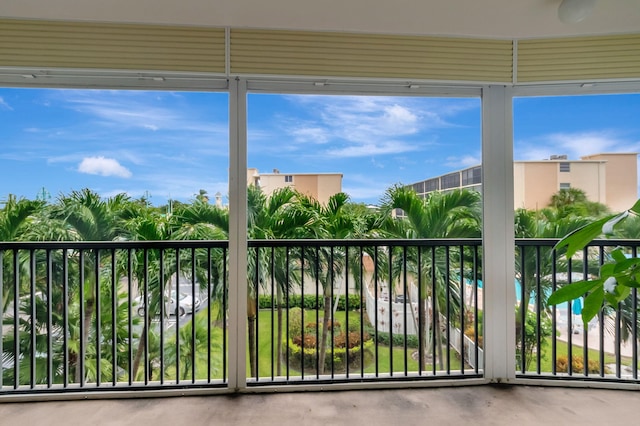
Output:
[{"xmin": 0, "ymin": 384, "xmax": 638, "ymax": 426}]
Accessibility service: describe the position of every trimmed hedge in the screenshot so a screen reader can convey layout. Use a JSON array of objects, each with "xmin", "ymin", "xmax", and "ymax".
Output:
[
  {"xmin": 258, "ymin": 294, "xmax": 361, "ymax": 311},
  {"xmin": 364, "ymin": 324, "xmax": 420, "ymax": 348}
]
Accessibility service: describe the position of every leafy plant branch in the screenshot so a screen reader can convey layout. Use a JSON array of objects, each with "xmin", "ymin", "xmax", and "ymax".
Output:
[{"xmin": 548, "ymin": 200, "xmax": 640, "ymax": 325}]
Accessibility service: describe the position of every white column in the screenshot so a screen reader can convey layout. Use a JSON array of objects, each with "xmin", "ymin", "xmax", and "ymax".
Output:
[
  {"xmin": 482, "ymin": 85, "xmax": 516, "ymax": 382},
  {"xmin": 228, "ymin": 77, "xmax": 248, "ymax": 391}
]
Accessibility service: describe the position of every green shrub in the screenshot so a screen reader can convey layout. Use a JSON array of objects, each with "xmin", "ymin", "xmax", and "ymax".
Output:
[
  {"xmin": 285, "ymin": 337, "xmax": 375, "ymax": 373},
  {"xmin": 288, "ymin": 307, "xmax": 303, "ymax": 339},
  {"xmin": 364, "ymin": 324, "xmax": 420, "ymax": 348},
  {"xmin": 258, "ymin": 294, "xmax": 361, "ymax": 311}
]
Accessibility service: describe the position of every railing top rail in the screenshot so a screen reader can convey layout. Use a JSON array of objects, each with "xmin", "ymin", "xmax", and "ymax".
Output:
[
  {"xmin": 516, "ymin": 238, "xmax": 640, "ymax": 248},
  {"xmin": 2, "ymin": 238, "xmax": 639, "ymax": 250},
  {"xmin": 0, "ymin": 238, "xmax": 483, "ymax": 250},
  {"xmin": 0, "ymin": 240, "xmax": 230, "ymax": 250},
  {"xmin": 247, "ymin": 238, "xmax": 483, "ymax": 248}
]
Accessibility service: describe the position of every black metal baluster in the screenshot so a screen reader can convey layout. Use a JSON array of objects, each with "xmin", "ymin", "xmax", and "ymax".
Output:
[
  {"xmin": 474, "ymin": 245, "xmax": 479, "ymax": 375},
  {"xmin": 222, "ymin": 247, "xmax": 227, "ymax": 384},
  {"xmin": 111, "ymin": 249, "xmax": 117, "ymax": 386},
  {"xmin": 191, "ymin": 248, "xmax": 196, "ymax": 383},
  {"xmin": 207, "ymin": 247, "xmax": 212, "ymax": 383},
  {"xmin": 567, "ymin": 258, "xmax": 573, "ymax": 376},
  {"xmin": 29, "ymin": 250, "xmax": 36, "ymax": 389},
  {"xmin": 345, "ymin": 246, "xmax": 350, "ymax": 378},
  {"xmin": 62, "ymin": 249, "xmax": 69, "ymax": 388},
  {"xmin": 359, "ymin": 245, "xmax": 365, "ymax": 379},
  {"xmin": 174, "ymin": 248, "xmax": 179, "ymax": 384},
  {"xmin": 127, "ymin": 249, "xmax": 133, "ymax": 386},
  {"xmin": 388, "ymin": 246, "xmax": 393, "ymax": 376},
  {"xmin": 418, "ymin": 245, "xmax": 423, "ymax": 376},
  {"xmin": 431, "ymin": 246, "xmax": 437, "ymax": 376},
  {"xmin": 551, "ymin": 248, "xmax": 558, "ymax": 376},
  {"xmin": 300, "ymin": 246, "xmax": 305, "ymax": 381},
  {"xmin": 46, "ymin": 249, "xmax": 53, "ymax": 388},
  {"xmin": 535, "ymin": 245, "xmax": 541, "ymax": 375},
  {"xmin": 402, "ymin": 246, "xmax": 408, "ymax": 376},
  {"xmin": 460, "ymin": 245, "xmax": 465, "ymax": 375},
  {"xmin": 374, "ymin": 246, "xmax": 379, "ymax": 378},
  {"xmin": 285, "ymin": 247, "xmax": 290, "ymax": 381},
  {"xmin": 519, "ymin": 246, "xmax": 526, "ymax": 374},
  {"xmin": 445, "ymin": 246, "xmax": 451, "ymax": 376},
  {"xmin": 95, "ymin": 249, "xmax": 101, "ymax": 387}
]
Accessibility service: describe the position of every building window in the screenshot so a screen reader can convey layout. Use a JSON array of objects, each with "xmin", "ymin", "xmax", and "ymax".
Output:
[
  {"xmin": 441, "ymin": 172, "xmax": 460, "ymax": 190},
  {"xmin": 284, "ymin": 175, "xmax": 293, "ymax": 183},
  {"xmin": 462, "ymin": 166, "xmax": 482, "ymax": 186},
  {"xmin": 425, "ymin": 178, "xmax": 439, "ymax": 192},
  {"xmin": 559, "ymin": 162, "xmax": 570, "ymax": 172},
  {"xmin": 412, "ymin": 182, "xmax": 425, "ymax": 193},
  {"xmin": 559, "ymin": 182, "xmax": 571, "ymax": 189}
]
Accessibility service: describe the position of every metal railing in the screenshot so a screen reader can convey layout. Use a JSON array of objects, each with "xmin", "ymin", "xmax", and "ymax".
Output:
[
  {"xmin": 247, "ymin": 239, "xmax": 484, "ymax": 385},
  {"xmin": 1, "ymin": 238, "xmax": 485, "ymax": 396},
  {"xmin": 10, "ymin": 236, "xmax": 640, "ymax": 396},
  {"xmin": 515, "ymin": 238, "xmax": 640, "ymax": 384},
  {"xmin": 0, "ymin": 240, "xmax": 228, "ymax": 395}
]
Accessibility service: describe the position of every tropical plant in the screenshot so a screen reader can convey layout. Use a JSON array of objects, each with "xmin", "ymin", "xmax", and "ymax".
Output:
[
  {"xmin": 382, "ymin": 186, "xmax": 481, "ymax": 370},
  {"xmin": 549, "ymin": 200, "xmax": 640, "ymax": 325}
]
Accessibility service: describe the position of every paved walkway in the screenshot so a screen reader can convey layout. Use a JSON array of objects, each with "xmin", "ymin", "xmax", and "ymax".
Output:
[{"xmin": 1, "ymin": 385, "xmax": 638, "ymax": 426}]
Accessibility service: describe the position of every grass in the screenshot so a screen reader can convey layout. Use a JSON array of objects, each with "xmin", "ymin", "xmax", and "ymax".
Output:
[
  {"xmin": 530, "ymin": 337, "xmax": 634, "ymax": 374},
  {"xmin": 252, "ymin": 308, "xmax": 462, "ymax": 378}
]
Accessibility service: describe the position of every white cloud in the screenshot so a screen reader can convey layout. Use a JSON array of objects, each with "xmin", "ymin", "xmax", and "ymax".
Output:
[
  {"xmin": 326, "ymin": 141, "xmax": 417, "ymax": 157},
  {"xmin": 275, "ymin": 95, "xmax": 477, "ymax": 159},
  {"xmin": 445, "ymin": 154, "xmax": 481, "ymax": 168},
  {"xmin": 78, "ymin": 156, "xmax": 132, "ymax": 178},
  {"xmin": 290, "ymin": 126, "xmax": 331, "ymax": 144},
  {"xmin": 0, "ymin": 96, "xmax": 12, "ymax": 110},
  {"xmin": 517, "ymin": 131, "xmax": 640, "ymax": 161}
]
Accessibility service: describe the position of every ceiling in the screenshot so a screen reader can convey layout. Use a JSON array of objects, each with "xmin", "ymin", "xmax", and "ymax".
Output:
[{"xmin": 2, "ymin": 0, "xmax": 640, "ymax": 40}]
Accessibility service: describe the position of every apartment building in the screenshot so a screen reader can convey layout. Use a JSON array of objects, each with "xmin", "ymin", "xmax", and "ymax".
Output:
[
  {"xmin": 407, "ymin": 153, "xmax": 638, "ymax": 212},
  {"xmin": 247, "ymin": 168, "xmax": 343, "ymax": 205}
]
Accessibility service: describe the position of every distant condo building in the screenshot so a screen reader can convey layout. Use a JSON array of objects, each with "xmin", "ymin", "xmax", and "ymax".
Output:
[
  {"xmin": 406, "ymin": 153, "xmax": 638, "ymax": 213},
  {"xmin": 247, "ymin": 168, "xmax": 343, "ymax": 205}
]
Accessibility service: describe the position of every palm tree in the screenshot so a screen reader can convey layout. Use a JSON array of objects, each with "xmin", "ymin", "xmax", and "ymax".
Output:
[
  {"xmin": 244, "ymin": 186, "xmax": 312, "ymax": 377},
  {"xmin": 0, "ymin": 195, "xmax": 44, "ymax": 310},
  {"xmin": 382, "ymin": 186, "xmax": 481, "ymax": 370},
  {"xmin": 52, "ymin": 189, "xmax": 130, "ymax": 383},
  {"xmin": 296, "ymin": 192, "xmax": 374, "ymax": 374}
]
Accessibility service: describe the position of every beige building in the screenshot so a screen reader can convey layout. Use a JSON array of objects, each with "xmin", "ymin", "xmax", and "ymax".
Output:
[
  {"xmin": 408, "ymin": 153, "xmax": 638, "ymax": 213},
  {"xmin": 247, "ymin": 168, "xmax": 343, "ymax": 205}
]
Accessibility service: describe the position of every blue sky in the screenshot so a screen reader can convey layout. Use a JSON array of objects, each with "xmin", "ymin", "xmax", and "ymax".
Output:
[{"xmin": 0, "ymin": 88, "xmax": 638, "ymax": 206}]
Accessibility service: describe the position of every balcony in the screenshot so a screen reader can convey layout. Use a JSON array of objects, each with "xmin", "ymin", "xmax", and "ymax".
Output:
[{"xmin": 2, "ymin": 237, "xmax": 639, "ymax": 400}]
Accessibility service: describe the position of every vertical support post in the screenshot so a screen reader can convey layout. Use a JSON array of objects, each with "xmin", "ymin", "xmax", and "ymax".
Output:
[
  {"xmin": 228, "ymin": 77, "xmax": 248, "ymax": 391},
  {"xmin": 482, "ymin": 85, "xmax": 516, "ymax": 382}
]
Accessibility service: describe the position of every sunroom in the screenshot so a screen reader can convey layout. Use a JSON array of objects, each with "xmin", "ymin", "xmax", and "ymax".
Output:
[{"xmin": 1, "ymin": 0, "xmax": 640, "ymax": 405}]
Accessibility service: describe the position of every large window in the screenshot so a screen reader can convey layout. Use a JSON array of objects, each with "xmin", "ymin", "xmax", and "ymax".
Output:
[{"xmin": 0, "ymin": 88, "xmax": 229, "ymax": 208}]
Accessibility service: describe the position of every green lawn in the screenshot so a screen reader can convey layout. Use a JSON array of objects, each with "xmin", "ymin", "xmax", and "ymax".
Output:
[
  {"xmin": 159, "ymin": 306, "xmax": 469, "ymax": 381},
  {"xmin": 531, "ymin": 337, "xmax": 634, "ymax": 373},
  {"xmin": 252, "ymin": 308, "xmax": 462, "ymax": 378}
]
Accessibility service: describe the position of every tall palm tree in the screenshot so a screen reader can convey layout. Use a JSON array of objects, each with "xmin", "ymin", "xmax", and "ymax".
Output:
[
  {"xmin": 296, "ymin": 192, "xmax": 373, "ymax": 374},
  {"xmin": 244, "ymin": 186, "xmax": 312, "ymax": 377},
  {"xmin": 52, "ymin": 189, "xmax": 130, "ymax": 383},
  {"xmin": 382, "ymin": 186, "xmax": 481, "ymax": 370},
  {"xmin": 0, "ymin": 195, "xmax": 44, "ymax": 310}
]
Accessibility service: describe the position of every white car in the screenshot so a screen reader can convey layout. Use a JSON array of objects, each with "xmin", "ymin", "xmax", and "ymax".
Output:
[{"xmin": 136, "ymin": 291, "xmax": 201, "ymax": 317}]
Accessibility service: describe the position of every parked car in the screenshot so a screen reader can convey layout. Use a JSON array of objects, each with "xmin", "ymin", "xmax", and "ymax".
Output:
[{"xmin": 136, "ymin": 291, "xmax": 201, "ymax": 317}]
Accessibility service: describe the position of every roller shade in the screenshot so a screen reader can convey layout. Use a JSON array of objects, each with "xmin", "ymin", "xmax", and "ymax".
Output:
[
  {"xmin": 230, "ymin": 29, "xmax": 513, "ymax": 83},
  {"xmin": 0, "ymin": 19, "xmax": 226, "ymax": 73},
  {"xmin": 517, "ymin": 34, "xmax": 640, "ymax": 82}
]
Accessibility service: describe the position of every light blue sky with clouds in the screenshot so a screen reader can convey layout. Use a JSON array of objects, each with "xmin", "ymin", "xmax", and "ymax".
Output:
[{"xmin": 0, "ymin": 88, "xmax": 638, "ymax": 206}]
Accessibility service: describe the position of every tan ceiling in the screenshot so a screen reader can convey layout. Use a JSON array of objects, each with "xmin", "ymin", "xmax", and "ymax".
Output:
[{"xmin": 1, "ymin": 0, "xmax": 639, "ymax": 39}]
